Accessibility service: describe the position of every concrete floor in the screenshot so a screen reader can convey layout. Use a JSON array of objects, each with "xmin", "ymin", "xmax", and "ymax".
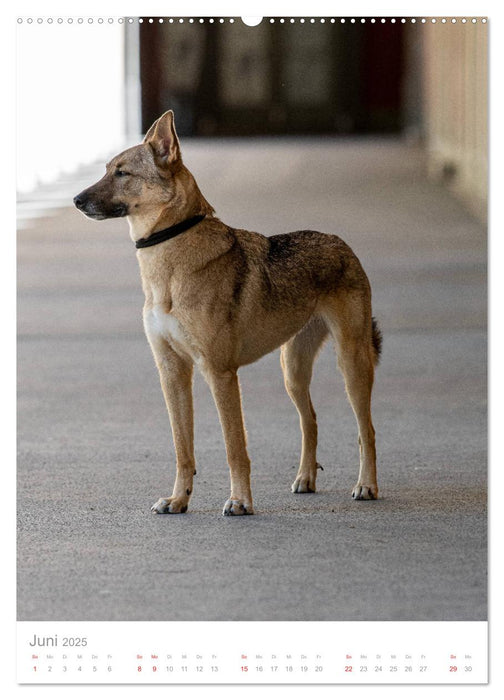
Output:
[{"xmin": 17, "ymin": 137, "xmax": 487, "ymax": 621}]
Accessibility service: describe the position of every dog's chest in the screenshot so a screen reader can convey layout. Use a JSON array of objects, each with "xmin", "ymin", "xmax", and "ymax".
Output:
[{"xmin": 145, "ymin": 305, "xmax": 187, "ymax": 346}]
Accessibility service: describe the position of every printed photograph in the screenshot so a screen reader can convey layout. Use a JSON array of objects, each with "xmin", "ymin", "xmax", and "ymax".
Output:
[{"xmin": 17, "ymin": 16, "xmax": 487, "ymax": 622}]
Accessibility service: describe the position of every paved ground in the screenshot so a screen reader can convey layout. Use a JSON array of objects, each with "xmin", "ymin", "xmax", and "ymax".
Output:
[{"xmin": 17, "ymin": 138, "xmax": 486, "ymax": 621}]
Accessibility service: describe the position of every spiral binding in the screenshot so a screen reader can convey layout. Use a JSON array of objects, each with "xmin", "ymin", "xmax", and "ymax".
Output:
[{"xmin": 16, "ymin": 17, "xmax": 488, "ymax": 25}]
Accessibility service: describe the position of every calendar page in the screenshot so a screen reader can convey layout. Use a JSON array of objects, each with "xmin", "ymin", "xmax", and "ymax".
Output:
[{"xmin": 15, "ymin": 0, "xmax": 489, "ymax": 690}]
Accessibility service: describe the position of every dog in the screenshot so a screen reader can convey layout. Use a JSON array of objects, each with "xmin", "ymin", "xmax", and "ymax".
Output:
[{"xmin": 74, "ymin": 110, "xmax": 381, "ymax": 516}]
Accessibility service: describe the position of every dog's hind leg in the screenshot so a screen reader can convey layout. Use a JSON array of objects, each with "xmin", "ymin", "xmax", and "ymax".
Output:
[
  {"xmin": 321, "ymin": 292, "xmax": 379, "ymax": 500},
  {"xmin": 281, "ymin": 318, "xmax": 329, "ymax": 493}
]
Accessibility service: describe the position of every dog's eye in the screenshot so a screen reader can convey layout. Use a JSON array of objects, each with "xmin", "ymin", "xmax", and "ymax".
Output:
[{"xmin": 115, "ymin": 170, "xmax": 130, "ymax": 177}]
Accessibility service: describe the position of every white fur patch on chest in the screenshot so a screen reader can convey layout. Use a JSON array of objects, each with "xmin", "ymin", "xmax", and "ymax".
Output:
[
  {"xmin": 146, "ymin": 305, "xmax": 187, "ymax": 346},
  {"xmin": 144, "ymin": 304, "xmax": 204, "ymax": 367}
]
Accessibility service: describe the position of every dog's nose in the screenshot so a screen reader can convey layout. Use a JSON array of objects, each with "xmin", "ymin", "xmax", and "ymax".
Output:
[{"xmin": 73, "ymin": 193, "xmax": 86, "ymax": 209}]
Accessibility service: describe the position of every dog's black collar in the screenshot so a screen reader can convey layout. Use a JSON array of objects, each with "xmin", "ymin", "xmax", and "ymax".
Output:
[{"xmin": 135, "ymin": 214, "xmax": 206, "ymax": 249}]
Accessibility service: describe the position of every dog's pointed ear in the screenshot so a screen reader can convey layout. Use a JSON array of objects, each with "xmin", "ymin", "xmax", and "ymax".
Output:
[
  {"xmin": 143, "ymin": 110, "xmax": 181, "ymax": 167},
  {"xmin": 142, "ymin": 116, "xmax": 161, "ymax": 144}
]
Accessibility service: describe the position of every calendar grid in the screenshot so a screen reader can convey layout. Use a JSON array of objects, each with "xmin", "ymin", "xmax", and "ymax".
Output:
[{"xmin": 17, "ymin": 621, "xmax": 488, "ymax": 684}]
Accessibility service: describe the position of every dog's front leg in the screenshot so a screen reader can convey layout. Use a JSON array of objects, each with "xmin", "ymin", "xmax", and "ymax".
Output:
[
  {"xmin": 149, "ymin": 342, "xmax": 196, "ymax": 514},
  {"xmin": 205, "ymin": 369, "xmax": 254, "ymax": 515}
]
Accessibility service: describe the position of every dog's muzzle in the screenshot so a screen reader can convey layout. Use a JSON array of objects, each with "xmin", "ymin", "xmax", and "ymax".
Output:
[{"xmin": 73, "ymin": 191, "xmax": 128, "ymax": 220}]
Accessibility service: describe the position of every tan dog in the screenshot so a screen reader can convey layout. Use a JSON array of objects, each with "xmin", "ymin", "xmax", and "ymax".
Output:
[{"xmin": 74, "ymin": 111, "xmax": 381, "ymax": 516}]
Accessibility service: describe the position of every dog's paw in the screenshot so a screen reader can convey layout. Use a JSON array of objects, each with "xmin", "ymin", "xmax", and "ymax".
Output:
[
  {"xmin": 352, "ymin": 484, "xmax": 378, "ymax": 500},
  {"xmin": 291, "ymin": 476, "xmax": 316, "ymax": 493},
  {"xmin": 222, "ymin": 499, "xmax": 254, "ymax": 516},
  {"xmin": 151, "ymin": 497, "xmax": 188, "ymax": 514},
  {"xmin": 291, "ymin": 463, "xmax": 321, "ymax": 493}
]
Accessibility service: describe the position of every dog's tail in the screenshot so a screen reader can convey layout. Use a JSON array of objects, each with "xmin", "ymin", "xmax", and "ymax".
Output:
[{"xmin": 371, "ymin": 317, "xmax": 383, "ymax": 365}]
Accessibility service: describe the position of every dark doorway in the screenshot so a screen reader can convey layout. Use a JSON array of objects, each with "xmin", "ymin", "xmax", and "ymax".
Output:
[{"xmin": 140, "ymin": 18, "xmax": 405, "ymax": 136}]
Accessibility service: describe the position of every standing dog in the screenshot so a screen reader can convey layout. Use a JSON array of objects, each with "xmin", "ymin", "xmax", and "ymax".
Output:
[{"xmin": 74, "ymin": 110, "xmax": 381, "ymax": 516}]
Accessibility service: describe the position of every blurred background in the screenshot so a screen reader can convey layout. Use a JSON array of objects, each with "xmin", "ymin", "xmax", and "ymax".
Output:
[{"xmin": 17, "ymin": 17, "xmax": 487, "ymax": 221}]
